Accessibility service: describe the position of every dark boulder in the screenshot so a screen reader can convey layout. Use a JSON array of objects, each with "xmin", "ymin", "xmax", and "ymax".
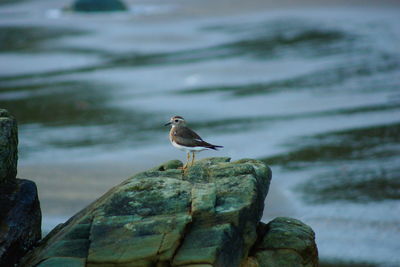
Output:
[
  {"xmin": 0, "ymin": 109, "xmax": 42, "ymax": 267},
  {"xmin": 0, "ymin": 109, "xmax": 18, "ymax": 183},
  {"xmin": 0, "ymin": 179, "xmax": 42, "ymax": 267}
]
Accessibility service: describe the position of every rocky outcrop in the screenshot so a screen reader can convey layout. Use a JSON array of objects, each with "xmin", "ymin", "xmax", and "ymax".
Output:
[
  {"xmin": 70, "ymin": 0, "xmax": 127, "ymax": 12},
  {"xmin": 0, "ymin": 179, "xmax": 42, "ymax": 267},
  {"xmin": 20, "ymin": 158, "xmax": 270, "ymax": 266},
  {"xmin": 0, "ymin": 109, "xmax": 18, "ymax": 183},
  {"xmin": 19, "ymin": 157, "xmax": 319, "ymax": 267},
  {"xmin": 0, "ymin": 109, "xmax": 42, "ymax": 267},
  {"xmin": 246, "ymin": 217, "xmax": 319, "ymax": 267}
]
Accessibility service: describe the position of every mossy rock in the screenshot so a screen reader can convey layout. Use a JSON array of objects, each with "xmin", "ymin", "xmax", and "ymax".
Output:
[
  {"xmin": 250, "ymin": 217, "xmax": 318, "ymax": 267},
  {"xmin": 20, "ymin": 158, "xmax": 272, "ymax": 266}
]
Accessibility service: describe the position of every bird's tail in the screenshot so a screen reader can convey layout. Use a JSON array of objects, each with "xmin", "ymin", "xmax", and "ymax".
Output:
[
  {"xmin": 200, "ymin": 140, "xmax": 223, "ymax": 150},
  {"xmin": 209, "ymin": 144, "xmax": 223, "ymax": 150}
]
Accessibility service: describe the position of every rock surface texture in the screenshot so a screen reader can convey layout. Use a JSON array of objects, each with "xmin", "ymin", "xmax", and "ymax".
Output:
[
  {"xmin": 246, "ymin": 217, "xmax": 319, "ymax": 267},
  {"xmin": 0, "ymin": 109, "xmax": 42, "ymax": 267},
  {"xmin": 0, "ymin": 179, "xmax": 42, "ymax": 267},
  {"xmin": 20, "ymin": 157, "xmax": 318, "ymax": 267},
  {"xmin": 0, "ymin": 109, "xmax": 18, "ymax": 183}
]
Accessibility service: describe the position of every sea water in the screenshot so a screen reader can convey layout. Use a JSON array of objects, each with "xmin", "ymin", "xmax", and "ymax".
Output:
[{"xmin": 1, "ymin": 0, "xmax": 399, "ymax": 266}]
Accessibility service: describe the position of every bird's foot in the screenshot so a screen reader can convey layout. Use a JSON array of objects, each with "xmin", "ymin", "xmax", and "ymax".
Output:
[{"xmin": 178, "ymin": 164, "xmax": 188, "ymax": 170}]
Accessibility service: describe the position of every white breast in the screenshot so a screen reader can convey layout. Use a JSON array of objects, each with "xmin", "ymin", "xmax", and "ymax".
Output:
[{"xmin": 171, "ymin": 141, "xmax": 207, "ymax": 153}]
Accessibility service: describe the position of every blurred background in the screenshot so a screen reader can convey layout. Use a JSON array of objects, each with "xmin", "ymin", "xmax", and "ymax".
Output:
[{"xmin": 1, "ymin": 0, "xmax": 399, "ymax": 266}]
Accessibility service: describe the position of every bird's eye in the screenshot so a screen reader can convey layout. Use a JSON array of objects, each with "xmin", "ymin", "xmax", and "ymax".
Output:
[{"xmin": 174, "ymin": 119, "xmax": 179, "ymax": 123}]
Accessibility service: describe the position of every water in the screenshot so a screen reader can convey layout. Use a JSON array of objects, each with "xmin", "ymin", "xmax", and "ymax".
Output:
[{"xmin": 1, "ymin": 0, "xmax": 400, "ymax": 266}]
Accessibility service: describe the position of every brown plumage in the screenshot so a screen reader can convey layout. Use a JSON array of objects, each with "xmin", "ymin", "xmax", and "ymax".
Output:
[
  {"xmin": 165, "ymin": 115, "xmax": 223, "ymax": 169},
  {"xmin": 171, "ymin": 126, "xmax": 222, "ymax": 150}
]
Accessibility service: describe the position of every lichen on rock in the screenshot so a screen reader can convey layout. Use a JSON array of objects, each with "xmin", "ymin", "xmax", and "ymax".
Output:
[
  {"xmin": 19, "ymin": 157, "xmax": 318, "ymax": 267},
  {"xmin": 246, "ymin": 217, "xmax": 318, "ymax": 267},
  {"xmin": 20, "ymin": 157, "xmax": 273, "ymax": 267}
]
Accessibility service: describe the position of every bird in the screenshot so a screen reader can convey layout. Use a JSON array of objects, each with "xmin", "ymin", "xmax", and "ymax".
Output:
[{"xmin": 165, "ymin": 115, "xmax": 223, "ymax": 169}]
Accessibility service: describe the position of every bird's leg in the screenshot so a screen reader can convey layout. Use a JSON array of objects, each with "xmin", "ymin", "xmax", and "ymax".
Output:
[
  {"xmin": 183, "ymin": 152, "xmax": 191, "ymax": 169},
  {"xmin": 191, "ymin": 152, "xmax": 195, "ymax": 167},
  {"xmin": 179, "ymin": 153, "xmax": 190, "ymax": 170}
]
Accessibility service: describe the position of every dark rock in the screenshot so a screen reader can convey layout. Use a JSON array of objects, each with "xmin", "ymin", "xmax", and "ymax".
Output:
[
  {"xmin": 0, "ymin": 109, "xmax": 18, "ymax": 183},
  {"xmin": 0, "ymin": 179, "xmax": 42, "ymax": 267},
  {"xmin": 70, "ymin": 0, "xmax": 127, "ymax": 12},
  {"xmin": 0, "ymin": 109, "xmax": 42, "ymax": 266}
]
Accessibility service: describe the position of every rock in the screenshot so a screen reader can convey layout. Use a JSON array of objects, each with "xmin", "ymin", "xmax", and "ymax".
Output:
[
  {"xmin": 20, "ymin": 157, "xmax": 272, "ymax": 267},
  {"xmin": 0, "ymin": 109, "xmax": 42, "ymax": 267},
  {"xmin": 70, "ymin": 0, "xmax": 127, "ymax": 12},
  {"xmin": 19, "ymin": 158, "xmax": 318, "ymax": 267},
  {"xmin": 0, "ymin": 179, "xmax": 42, "ymax": 267},
  {"xmin": 0, "ymin": 109, "xmax": 18, "ymax": 183},
  {"xmin": 246, "ymin": 217, "xmax": 318, "ymax": 267}
]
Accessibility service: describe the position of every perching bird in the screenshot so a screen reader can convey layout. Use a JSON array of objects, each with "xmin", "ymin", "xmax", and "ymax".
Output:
[{"xmin": 165, "ymin": 115, "xmax": 223, "ymax": 169}]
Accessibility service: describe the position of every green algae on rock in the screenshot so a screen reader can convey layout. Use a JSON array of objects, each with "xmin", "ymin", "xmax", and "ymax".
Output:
[
  {"xmin": 247, "ymin": 217, "xmax": 318, "ymax": 267},
  {"xmin": 20, "ymin": 158, "xmax": 271, "ymax": 267},
  {"xmin": 19, "ymin": 157, "xmax": 317, "ymax": 267}
]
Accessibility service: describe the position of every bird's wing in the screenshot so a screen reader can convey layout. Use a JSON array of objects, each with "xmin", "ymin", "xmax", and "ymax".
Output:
[
  {"xmin": 173, "ymin": 126, "xmax": 211, "ymax": 147},
  {"xmin": 175, "ymin": 126, "xmax": 203, "ymax": 140}
]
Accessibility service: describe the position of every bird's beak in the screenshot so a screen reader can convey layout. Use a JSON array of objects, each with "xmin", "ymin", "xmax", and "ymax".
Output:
[{"xmin": 164, "ymin": 122, "xmax": 171, "ymax": 126}]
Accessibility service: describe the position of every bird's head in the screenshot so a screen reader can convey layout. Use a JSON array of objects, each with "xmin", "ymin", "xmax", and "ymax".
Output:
[{"xmin": 164, "ymin": 116, "xmax": 186, "ymax": 127}]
